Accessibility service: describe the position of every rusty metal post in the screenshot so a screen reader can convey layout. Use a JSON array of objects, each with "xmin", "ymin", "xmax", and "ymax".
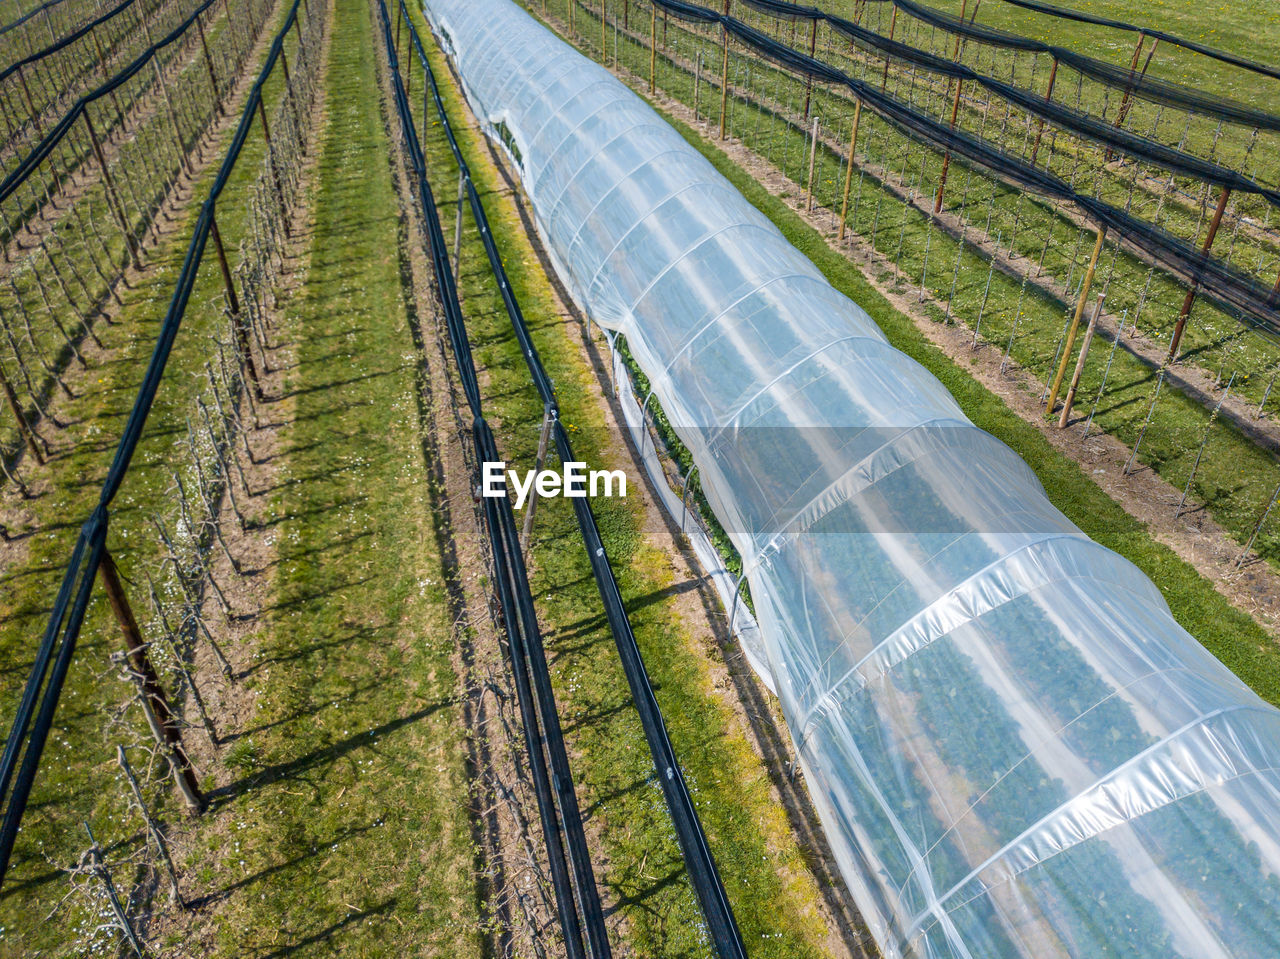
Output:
[
  {"xmin": 934, "ymin": 78, "xmax": 964, "ymax": 213},
  {"xmin": 83, "ymin": 108, "xmax": 142, "ymax": 270},
  {"xmin": 196, "ymin": 14, "xmax": 224, "ymax": 115},
  {"xmin": 14, "ymin": 64, "xmax": 38, "ymax": 120},
  {"xmin": 1046, "ymin": 226, "xmax": 1105, "ymax": 415},
  {"xmin": 99, "ymin": 550, "xmax": 204, "ymax": 812},
  {"xmin": 1168, "ymin": 185, "xmax": 1231, "ymax": 363},
  {"xmin": 838, "ymin": 98, "xmax": 862, "ymax": 240},
  {"xmin": 880, "ymin": 5, "xmax": 897, "ymax": 91},
  {"xmin": 209, "ymin": 212, "xmax": 241, "ymax": 316},
  {"xmin": 1029, "ymin": 56, "xmax": 1058, "ymax": 165},
  {"xmin": 0, "ymin": 363, "xmax": 44, "ymax": 464}
]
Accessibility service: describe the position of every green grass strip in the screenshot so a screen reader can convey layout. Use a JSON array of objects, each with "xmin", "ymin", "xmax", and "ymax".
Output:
[{"xmin": 168, "ymin": 0, "xmax": 483, "ymax": 952}]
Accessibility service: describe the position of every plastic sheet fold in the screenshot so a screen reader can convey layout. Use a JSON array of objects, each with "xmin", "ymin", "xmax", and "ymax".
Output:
[{"xmin": 422, "ymin": 0, "xmax": 1280, "ymax": 955}]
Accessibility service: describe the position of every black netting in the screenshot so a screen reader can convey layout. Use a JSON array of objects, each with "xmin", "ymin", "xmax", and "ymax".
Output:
[
  {"xmin": 653, "ymin": 0, "xmax": 1280, "ymax": 337},
  {"xmin": 733, "ymin": 1, "xmax": 1280, "ymax": 204},
  {"xmin": 739, "ymin": 0, "xmax": 1280, "ymax": 132}
]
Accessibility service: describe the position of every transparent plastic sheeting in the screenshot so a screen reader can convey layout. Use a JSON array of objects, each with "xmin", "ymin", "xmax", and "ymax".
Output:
[{"xmin": 421, "ymin": 0, "xmax": 1280, "ymax": 955}]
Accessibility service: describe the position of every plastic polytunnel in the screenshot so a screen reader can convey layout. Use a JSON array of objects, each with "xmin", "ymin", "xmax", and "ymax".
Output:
[{"xmin": 420, "ymin": 0, "xmax": 1280, "ymax": 955}]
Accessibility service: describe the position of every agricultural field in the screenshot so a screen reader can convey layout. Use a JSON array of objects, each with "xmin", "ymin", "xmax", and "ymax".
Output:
[{"xmin": 0, "ymin": 0, "xmax": 1279, "ymax": 956}]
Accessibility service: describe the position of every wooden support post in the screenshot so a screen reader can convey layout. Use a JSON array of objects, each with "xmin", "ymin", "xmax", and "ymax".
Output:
[
  {"xmin": 719, "ymin": 1, "xmax": 730, "ymax": 140},
  {"xmin": 257, "ymin": 98, "xmax": 290, "ymax": 236},
  {"xmin": 1046, "ymin": 226, "xmax": 1105, "ymax": 415},
  {"xmin": 952, "ymin": 0, "xmax": 969, "ymax": 57},
  {"xmin": 83, "ymin": 109, "xmax": 142, "ymax": 270},
  {"xmin": 196, "ymin": 15, "xmax": 223, "ymax": 114},
  {"xmin": 694, "ymin": 50, "xmax": 702, "ymax": 120},
  {"xmin": 209, "ymin": 212, "xmax": 240, "ymax": 315},
  {"xmin": 209, "ymin": 211, "xmax": 263, "ymax": 399},
  {"xmin": 99, "ymin": 550, "xmax": 204, "ymax": 812},
  {"xmin": 1168, "ymin": 185, "xmax": 1231, "ymax": 363},
  {"xmin": 649, "ymin": 4, "xmax": 656, "ymax": 95},
  {"xmin": 934, "ymin": 78, "xmax": 964, "ymax": 213},
  {"xmin": 805, "ymin": 115, "xmax": 820, "ymax": 212},
  {"xmin": 880, "ymin": 5, "xmax": 897, "ymax": 91},
  {"xmin": 1058, "ymin": 293, "xmax": 1104, "ymax": 427},
  {"xmin": 1029, "ymin": 56, "xmax": 1058, "ymax": 165},
  {"xmin": 601, "ymin": 0, "xmax": 606, "ymax": 64},
  {"xmin": 802, "ymin": 16, "xmax": 817, "ymax": 119},
  {"xmin": 1114, "ymin": 32, "xmax": 1149, "ymax": 133},
  {"xmin": 838, "ymin": 98, "xmax": 862, "ymax": 240},
  {"xmin": 0, "ymin": 363, "xmax": 44, "ymax": 464}
]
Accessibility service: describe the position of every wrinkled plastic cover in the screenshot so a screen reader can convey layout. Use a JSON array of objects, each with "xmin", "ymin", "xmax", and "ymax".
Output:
[{"xmin": 421, "ymin": 0, "xmax": 1280, "ymax": 955}]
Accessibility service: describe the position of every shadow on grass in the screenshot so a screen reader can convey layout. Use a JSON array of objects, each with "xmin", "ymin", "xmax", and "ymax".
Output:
[
  {"xmin": 252, "ymin": 899, "xmax": 396, "ymax": 958},
  {"xmin": 206, "ymin": 702, "xmax": 453, "ymax": 808},
  {"xmin": 186, "ymin": 821, "xmax": 383, "ymax": 909}
]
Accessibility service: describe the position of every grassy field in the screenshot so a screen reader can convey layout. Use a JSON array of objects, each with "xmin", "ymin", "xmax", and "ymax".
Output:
[
  {"xmin": 155, "ymin": 0, "xmax": 484, "ymax": 949},
  {"xmin": 4, "ymin": 0, "xmax": 1280, "ymax": 954}
]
